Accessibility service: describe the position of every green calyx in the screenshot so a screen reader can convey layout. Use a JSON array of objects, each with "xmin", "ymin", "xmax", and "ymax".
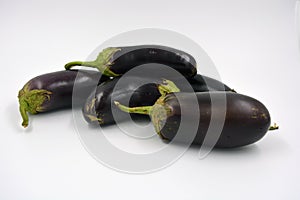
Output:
[
  {"xmin": 158, "ymin": 79, "xmax": 180, "ymax": 95},
  {"xmin": 18, "ymin": 84, "xmax": 52, "ymax": 128},
  {"xmin": 64, "ymin": 47, "xmax": 121, "ymax": 77},
  {"xmin": 114, "ymin": 96, "xmax": 171, "ymax": 139},
  {"xmin": 114, "ymin": 79, "xmax": 179, "ymax": 139},
  {"xmin": 149, "ymin": 97, "xmax": 172, "ymax": 139}
]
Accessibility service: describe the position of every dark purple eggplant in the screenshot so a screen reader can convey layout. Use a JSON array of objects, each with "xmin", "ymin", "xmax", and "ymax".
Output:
[
  {"xmin": 82, "ymin": 76, "xmax": 179, "ymax": 125},
  {"xmin": 186, "ymin": 74, "xmax": 235, "ymax": 92},
  {"xmin": 65, "ymin": 45, "xmax": 197, "ymax": 77},
  {"xmin": 82, "ymin": 74, "xmax": 235, "ymax": 126},
  {"xmin": 115, "ymin": 92, "xmax": 277, "ymax": 148},
  {"xmin": 18, "ymin": 70, "xmax": 108, "ymax": 128}
]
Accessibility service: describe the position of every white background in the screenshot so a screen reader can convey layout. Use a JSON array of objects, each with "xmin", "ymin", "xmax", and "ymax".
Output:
[{"xmin": 1, "ymin": 0, "xmax": 299, "ymax": 199}]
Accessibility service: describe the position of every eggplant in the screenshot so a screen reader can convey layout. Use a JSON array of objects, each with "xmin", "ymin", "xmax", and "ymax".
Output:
[
  {"xmin": 82, "ymin": 76, "xmax": 179, "ymax": 125},
  {"xmin": 65, "ymin": 45, "xmax": 197, "ymax": 77},
  {"xmin": 18, "ymin": 70, "xmax": 108, "ymax": 128},
  {"xmin": 186, "ymin": 74, "xmax": 235, "ymax": 92},
  {"xmin": 83, "ymin": 74, "xmax": 235, "ymax": 126},
  {"xmin": 115, "ymin": 92, "xmax": 277, "ymax": 148}
]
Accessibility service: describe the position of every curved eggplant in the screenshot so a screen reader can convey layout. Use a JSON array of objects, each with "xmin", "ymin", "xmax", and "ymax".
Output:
[
  {"xmin": 115, "ymin": 92, "xmax": 276, "ymax": 148},
  {"xmin": 83, "ymin": 75, "xmax": 235, "ymax": 126},
  {"xmin": 65, "ymin": 45, "xmax": 197, "ymax": 77},
  {"xmin": 18, "ymin": 70, "xmax": 108, "ymax": 127}
]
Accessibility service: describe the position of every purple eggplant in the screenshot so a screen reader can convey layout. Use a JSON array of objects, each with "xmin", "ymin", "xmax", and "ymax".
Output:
[
  {"xmin": 82, "ymin": 74, "xmax": 235, "ymax": 126},
  {"xmin": 115, "ymin": 92, "xmax": 278, "ymax": 148},
  {"xmin": 82, "ymin": 76, "xmax": 180, "ymax": 125},
  {"xmin": 186, "ymin": 74, "xmax": 235, "ymax": 92},
  {"xmin": 18, "ymin": 70, "xmax": 108, "ymax": 128},
  {"xmin": 65, "ymin": 45, "xmax": 197, "ymax": 77}
]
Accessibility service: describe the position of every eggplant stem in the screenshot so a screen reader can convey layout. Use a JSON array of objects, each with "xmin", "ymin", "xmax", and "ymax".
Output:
[
  {"xmin": 158, "ymin": 79, "xmax": 180, "ymax": 95},
  {"xmin": 114, "ymin": 79, "xmax": 179, "ymax": 115},
  {"xmin": 269, "ymin": 123, "xmax": 279, "ymax": 130},
  {"xmin": 114, "ymin": 80, "xmax": 179, "ymax": 138},
  {"xmin": 64, "ymin": 47, "xmax": 121, "ymax": 77},
  {"xmin": 114, "ymin": 101, "xmax": 152, "ymax": 115},
  {"xmin": 18, "ymin": 84, "xmax": 52, "ymax": 128},
  {"xmin": 19, "ymin": 100, "xmax": 29, "ymax": 128},
  {"xmin": 114, "ymin": 96, "xmax": 171, "ymax": 140},
  {"xmin": 64, "ymin": 61, "xmax": 84, "ymax": 69}
]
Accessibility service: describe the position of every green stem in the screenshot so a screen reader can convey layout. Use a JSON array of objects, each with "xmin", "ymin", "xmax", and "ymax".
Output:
[
  {"xmin": 102, "ymin": 67, "xmax": 121, "ymax": 77},
  {"xmin": 114, "ymin": 79, "xmax": 179, "ymax": 115},
  {"xmin": 114, "ymin": 96, "xmax": 170, "ymax": 140},
  {"xmin": 64, "ymin": 61, "xmax": 84, "ymax": 70},
  {"xmin": 114, "ymin": 101, "xmax": 152, "ymax": 115},
  {"xmin": 158, "ymin": 79, "xmax": 180, "ymax": 96},
  {"xmin": 114, "ymin": 79, "xmax": 179, "ymax": 138},
  {"xmin": 19, "ymin": 100, "xmax": 29, "ymax": 128},
  {"xmin": 64, "ymin": 47, "xmax": 121, "ymax": 77}
]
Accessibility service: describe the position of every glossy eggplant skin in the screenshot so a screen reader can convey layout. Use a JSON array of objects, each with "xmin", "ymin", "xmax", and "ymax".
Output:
[
  {"xmin": 157, "ymin": 92, "xmax": 271, "ymax": 148},
  {"xmin": 65, "ymin": 45, "xmax": 197, "ymax": 77},
  {"xmin": 18, "ymin": 70, "xmax": 108, "ymax": 127},
  {"xmin": 23, "ymin": 70, "xmax": 108, "ymax": 109},
  {"xmin": 82, "ymin": 76, "xmax": 163, "ymax": 125},
  {"xmin": 186, "ymin": 75, "xmax": 234, "ymax": 92},
  {"xmin": 110, "ymin": 45, "xmax": 197, "ymax": 77},
  {"xmin": 82, "ymin": 75, "xmax": 234, "ymax": 125}
]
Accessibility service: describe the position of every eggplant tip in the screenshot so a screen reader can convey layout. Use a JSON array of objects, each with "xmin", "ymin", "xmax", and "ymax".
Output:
[
  {"xmin": 22, "ymin": 122, "xmax": 28, "ymax": 128},
  {"xmin": 269, "ymin": 123, "xmax": 279, "ymax": 131}
]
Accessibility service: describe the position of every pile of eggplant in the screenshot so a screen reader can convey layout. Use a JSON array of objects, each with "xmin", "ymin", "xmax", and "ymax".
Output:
[{"xmin": 18, "ymin": 45, "xmax": 278, "ymax": 148}]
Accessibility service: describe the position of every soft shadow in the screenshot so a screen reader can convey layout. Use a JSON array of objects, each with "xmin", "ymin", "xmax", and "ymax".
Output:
[
  {"xmin": 162, "ymin": 139, "xmax": 262, "ymax": 157},
  {"xmin": 210, "ymin": 144, "xmax": 261, "ymax": 155},
  {"xmin": 86, "ymin": 116, "xmax": 151, "ymax": 130},
  {"xmin": 7, "ymin": 102, "xmax": 75, "ymax": 134}
]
